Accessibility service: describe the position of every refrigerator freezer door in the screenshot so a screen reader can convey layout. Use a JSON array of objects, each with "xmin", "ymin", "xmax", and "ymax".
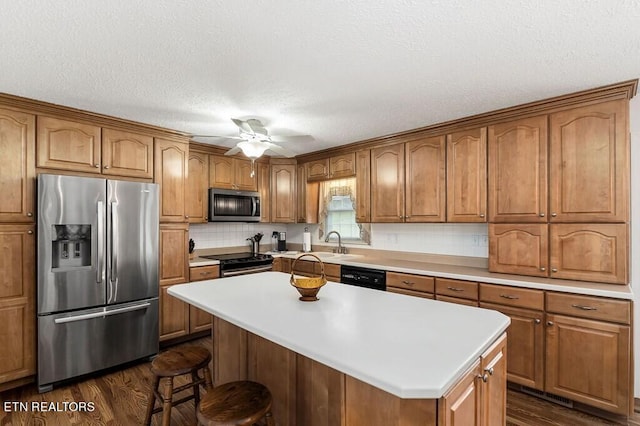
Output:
[
  {"xmin": 107, "ymin": 180, "xmax": 159, "ymax": 304},
  {"xmin": 37, "ymin": 298, "xmax": 158, "ymax": 391},
  {"xmin": 38, "ymin": 174, "xmax": 107, "ymax": 314}
]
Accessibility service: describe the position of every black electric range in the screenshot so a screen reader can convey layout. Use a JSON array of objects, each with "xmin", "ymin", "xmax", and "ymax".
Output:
[{"xmin": 200, "ymin": 252, "xmax": 273, "ymax": 277}]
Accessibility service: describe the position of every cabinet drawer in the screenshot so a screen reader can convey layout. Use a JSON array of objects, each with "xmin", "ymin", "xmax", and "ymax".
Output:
[
  {"xmin": 435, "ymin": 278, "xmax": 478, "ymax": 300},
  {"xmin": 479, "ymin": 284, "xmax": 544, "ymax": 310},
  {"xmin": 546, "ymin": 292, "xmax": 630, "ymax": 325},
  {"xmin": 318, "ymin": 262, "xmax": 341, "ymax": 279},
  {"xmin": 388, "ymin": 287, "xmax": 434, "ymax": 299},
  {"xmin": 436, "ymin": 295, "xmax": 479, "ymax": 307},
  {"xmin": 387, "ymin": 272, "xmax": 434, "ymax": 293},
  {"xmin": 189, "ymin": 266, "xmax": 220, "ymax": 281}
]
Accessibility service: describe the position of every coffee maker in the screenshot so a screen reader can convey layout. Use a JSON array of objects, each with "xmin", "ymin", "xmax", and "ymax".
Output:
[{"xmin": 277, "ymin": 231, "xmax": 287, "ymax": 252}]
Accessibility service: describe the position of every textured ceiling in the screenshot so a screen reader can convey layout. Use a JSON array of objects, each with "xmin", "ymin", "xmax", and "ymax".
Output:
[{"xmin": 1, "ymin": 0, "xmax": 639, "ymax": 155}]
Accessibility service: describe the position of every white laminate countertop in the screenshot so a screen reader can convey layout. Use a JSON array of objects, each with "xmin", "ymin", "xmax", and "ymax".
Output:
[
  {"xmin": 264, "ymin": 252, "xmax": 634, "ymax": 300},
  {"xmin": 188, "ymin": 257, "xmax": 220, "ymax": 267},
  {"xmin": 168, "ymin": 271, "xmax": 510, "ymax": 399}
]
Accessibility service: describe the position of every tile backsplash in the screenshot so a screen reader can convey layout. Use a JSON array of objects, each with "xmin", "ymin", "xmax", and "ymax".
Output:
[{"xmin": 189, "ymin": 223, "xmax": 287, "ymax": 250}]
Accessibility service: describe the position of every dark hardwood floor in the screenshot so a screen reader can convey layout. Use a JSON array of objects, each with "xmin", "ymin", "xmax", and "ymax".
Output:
[{"xmin": 1, "ymin": 336, "xmax": 638, "ymax": 425}]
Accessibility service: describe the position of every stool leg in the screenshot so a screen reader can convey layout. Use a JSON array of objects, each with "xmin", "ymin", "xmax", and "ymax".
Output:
[
  {"xmin": 202, "ymin": 365, "xmax": 213, "ymax": 390},
  {"xmin": 191, "ymin": 370, "xmax": 201, "ymax": 414},
  {"xmin": 264, "ymin": 411, "xmax": 275, "ymax": 426},
  {"xmin": 161, "ymin": 377, "xmax": 174, "ymax": 426},
  {"xmin": 144, "ymin": 375, "xmax": 159, "ymax": 425}
]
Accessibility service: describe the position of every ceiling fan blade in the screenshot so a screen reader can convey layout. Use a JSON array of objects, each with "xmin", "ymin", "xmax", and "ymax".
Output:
[
  {"xmin": 224, "ymin": 146, "xmax": 242, "ymax": 156},
  {"xmin": 263, "ymin": 142, "xmax": 296, "ymax": 158},
  {"xmin": 245, "ymin": 119, "xmax": 268, "ymax": 137},
  {"xmin": 231, "ymin": 118, "xmax": 254, "ymax": 135}
]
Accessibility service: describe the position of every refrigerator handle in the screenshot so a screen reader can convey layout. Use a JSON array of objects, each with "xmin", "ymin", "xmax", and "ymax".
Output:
[
  {"xmin": 111, "ymin": 202, "xmax": 119, "ymax": 286},
  {"xmin": 97, "ymin": 201, "xmax": 105, "ymax": 284},
  {"xmin": 53, "ymin": 302, "xmax": 151, "ymax": 324}
]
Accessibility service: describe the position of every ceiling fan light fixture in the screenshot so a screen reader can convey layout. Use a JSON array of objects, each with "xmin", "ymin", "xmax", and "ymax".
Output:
[{"xmin": 237, "ymin": 140, "xmax": 268, "ymax": 159}]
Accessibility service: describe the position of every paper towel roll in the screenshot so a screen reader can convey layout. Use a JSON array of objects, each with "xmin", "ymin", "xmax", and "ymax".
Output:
[{"xmin": 302, "ymin": 231, "xmax": 312, "ymax": 252}]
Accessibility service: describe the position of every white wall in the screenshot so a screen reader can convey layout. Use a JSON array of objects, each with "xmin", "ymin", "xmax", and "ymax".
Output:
[{"xmin": 630, "ymin": 94, "xmax": 639, "ymax": 398}]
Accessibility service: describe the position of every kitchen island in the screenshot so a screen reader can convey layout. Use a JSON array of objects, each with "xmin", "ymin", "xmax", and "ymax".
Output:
[{"xmin": 168, "ymin": 271, "xmax": 510, "ymax": 425}]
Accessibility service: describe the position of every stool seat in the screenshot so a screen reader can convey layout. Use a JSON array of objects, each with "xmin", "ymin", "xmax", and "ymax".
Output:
[
  {"xmin": 151, "ymin": 345, "xmax": 211, "ymax": 377},
  {"xmin": 197, "ymin": 381, "xmax": 275, "ymax": 426}
]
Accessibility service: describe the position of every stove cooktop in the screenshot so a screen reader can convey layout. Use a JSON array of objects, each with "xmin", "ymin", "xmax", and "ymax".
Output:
[{"xmin": 200, "ymin": 252, "xmax": 273, "ymax": 270}]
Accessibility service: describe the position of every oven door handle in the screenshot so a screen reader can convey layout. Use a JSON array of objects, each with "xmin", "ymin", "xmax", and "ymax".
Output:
[{"xmin": 223, "ymin": 265, "xmax": 272, "ymax": 277}]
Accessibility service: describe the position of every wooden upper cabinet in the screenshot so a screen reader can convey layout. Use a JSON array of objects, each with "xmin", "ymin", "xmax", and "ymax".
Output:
[
  {"xmin": 37, "ymin": 116, "xmax": 101, "ymax": 173},
  {"xmin": 0, "ymin": 108, "xmax": 35, "ymax": 222},
  {"xmin": 549, "ymin": 100, "xmax": 628, "ymax": 223},
  {"xmin": 549, "ymin": 223, "xmax": 628, "ymax": 284},
  {"xmin": 306, "ymin": 159, "xmax": 329, "ymax": 181},
  {"xmin": 296, "ymin": 163, "xmax": 307, "ymax": 223},
  {"xmin": 371, "ymin": 143, "xmax": 404, "ymax": 222},
  {"xmin": 101, "ymin": 128, "xmax": 153, "ymax": 179},
  {"xmin": 405, "ymin": 135, "xmax": 446, "ymax": 222},
  {"xmin": 234, "ymin": 158, "xmax": 258, "ymax": 191},
  {"xmin": 209, "ymin": 154, "xmax": 234, "ymax": 189},
  {"xmin": 329, "ymin": 152, "xmax": 356, "ymax": 178},
  {"xmin": 488, "ymin": 224, "xmax": 548, "ymax": 277},
  {"xmin": 257, "ymin": 162, "xmax": 270, "ymax": 222},
  {"xmin": 488, "ymin": 116, "xmax": 548, "ymax": 223},
  {"xmin": 270, "ymin": 162, "xmax": 296, "ymax": 223},
  {"xmin": 355, "ymin": 149, "xmax": 371, "ymax": 223},
  {"xmin": 186, "ymin": 151, "xmax": 209, "ymax": 223},
  {"xmin": 447, "ymin": 127, "xmax": 487, "ymax": 222},
  {"xmin": 154, "ymin": 138, "xmax": 188, "ymax": 223}
]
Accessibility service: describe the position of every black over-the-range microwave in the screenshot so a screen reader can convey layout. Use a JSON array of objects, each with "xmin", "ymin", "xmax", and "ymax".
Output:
[{"xmin": 208, "ymin": 188, "xmax": 261, "ymax": 222}]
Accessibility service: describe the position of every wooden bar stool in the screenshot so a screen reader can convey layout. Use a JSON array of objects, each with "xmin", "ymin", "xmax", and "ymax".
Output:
[
  {"xmin": 144, "ymin": 346, "xmax": 213, "ymax": 426},
  {"xmin": 197, "ymin": 380, "xmax": 275, "ymax": 426}
]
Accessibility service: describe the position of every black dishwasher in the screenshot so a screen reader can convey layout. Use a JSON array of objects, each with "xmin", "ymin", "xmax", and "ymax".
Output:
[{"xmin": 340, "ymin": 265, "xmax": 386, "ymax": 291}]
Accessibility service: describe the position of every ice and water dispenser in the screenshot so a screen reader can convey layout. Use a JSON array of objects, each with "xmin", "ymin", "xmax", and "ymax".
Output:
[{"xmin": 50, "ymin": 224, "xmax": 91, "ymax": 269}]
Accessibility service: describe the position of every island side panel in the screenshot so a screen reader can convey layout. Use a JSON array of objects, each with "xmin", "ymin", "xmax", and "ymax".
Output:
[
  {"xmin": 345, "ymin": 375, "xmax": 437, "ymax": 426},
  {"xmin": 297, "ymin": 354, "xmax": 346, "ymax": 426},
  {"xmin": 212, "ymin": 316, "xmax": 247, "ymax": 384}
]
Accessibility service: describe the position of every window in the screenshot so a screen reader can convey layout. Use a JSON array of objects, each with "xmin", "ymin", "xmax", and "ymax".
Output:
[{"xmin": 318, "ymin": 178, "xmax": 370, "ymax": 244}]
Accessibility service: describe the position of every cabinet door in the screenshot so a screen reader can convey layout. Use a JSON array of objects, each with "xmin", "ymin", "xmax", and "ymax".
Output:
[
  {"xmin": 480, "ymin": 303, "xmax": 544, "ymax": 391},
  {"xmin": 549, "ymin": 223, "xmax": 627, "ymax": 284},
  {"xmin": 480, "ymin": 333, "xmax": 507, "ymax": 426},
  {"xmin": 306, "ymin": 159, "xmax": 329, "ymax": 181},
  {"xmin": 545, "ymin": 314, "xmax": 631, "ymax": 415},
  {"xmin": 234, "ymin": 158, "xmax": 257, "ymax": 191},
  {"xmin": 296, "ymin": 163, "xmax": 307, "ymax": 223},
  {"xmin": 405, "ymin": 135, "xmax": 446, "ymax": 222},
  {"xmin": 0, "ymin": 225, "xmax": 35, "ymax": 385},
  {"xmin": 209, "ymin": 154, "xmax": 234, "ymax": 189},
  {"xmin": 447, "ymin": 128, "xmax": 487, "ymax": 222},
  {"xmin": 159, "ymin": 223, "xmax": 189, "ymax": 286},
  {"xmin": 186, "ymin": 151, "xmax": 209, "ymax": 223},
  {"xmin": 371, "ymin": 143, "xmax": 404, "ymax": 222},
  {"xmin": 355, "ymin": 150, "xmax": 371, "ymax": 223},
  {"xmin": 0, "ymin": 108, "xmax": 35, "ymax": 222},
  {"xmin": 257, "ymin": 162, "xmax": 271, "ymax": 222},
  {"xmin": 329, "ymin": 152, "xmax": 356, "ymax": 178},
  {"xmin": 37, "ymin": 116, "xmax": 101, "ymax": 173},
  {"xmin": 270, "ymin": 163, "xmax": 296, "ymax": 223},
  {"xmin": 549, "ymin": 100, "xmax": 628, "ymax": 222},
  {"xmin": 488, "ymin": 224, "xmax": 548, "ymax": 277},
  {"xmin": 101, "ymin": 128, "xmax": 153, "ymax": 178},
  {"xmin": 154, "ymin": 138, "xmax": 188, "ymax": 223},
  {"xmin": 159, "ymin": 284, "xmax": 189, "ymax": 341},
  {"xmin": 488, "ymin": 116, "xmax": 548, "ymax": 222},
  {"xmin": 189, "ymin": 305, "xmax": 212, "ymax": 334},
  {"xmin": 439, "ymin": 359, "xmax": 481, "ymax": 426}
]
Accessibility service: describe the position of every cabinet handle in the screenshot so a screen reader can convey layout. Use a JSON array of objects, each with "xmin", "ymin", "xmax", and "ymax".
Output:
[
  {"xmin": 534, "ymin": 319, "xmax": 541, "ymax": 324},
  {"xmin": 478, "ymin": 373, "xmax": 489, "ymax": 383},
  {"xmin": 27, "ymin": 212, "xmax": 33, "ymax": 217},
  {"xmin": 571, "ymin": 304, "xmax": 597, "ymax": 311},
  {"xmin": 551, "ymin": 212, "xmax": 557, "ymax": 217},
  {"xmin": 402, "ymin": 280, "xmax": 415, "ymax": 286},
  {"xmin": 479, "ymin": 213, "xmax": 485, "ymax": 218},
  {"xmin": 551, "ymin": 268, "xmax": 558, "ymax": 273},
  {"xmin": 539, "ymin": 213, "xmax": 545, "ymax": 217},
  {"xmin": 94, "ymin": 164, "xmax": 100, "ymax": 168},
  {"xmin": 540, "ymin": 267, "xmax": 546, "ymax": 272},
  {"xmin": 484, "ymin": 367, "xmax": 494, "ymax": 376},
  {"xmin": 28, "ymin": 230, "xmax": 33, "ymax": 234},
  {"xmin": 447, "ymin": 286, "xmax": 464, "ymax": 292},
  {"xmin": 405, "ymin": 215, "xmax": 411, "ymax": 219},
  {"xmin": 499, "ymin": 294, "xmax": 519, "ymax": 300},
  {"xmin": 547, "ymin": 321, "xmax": 554, "ymax": 326},
  {"xmin": 205, "ymin": 216, "xmax": 208, "ymax": 220},
  {"xmin": 104, "ymin": 165, "xmax": 110, "ymax": 169},
  {"xmin": 185, "ymin": 215, "xmax": 189, "ymax": 219}
]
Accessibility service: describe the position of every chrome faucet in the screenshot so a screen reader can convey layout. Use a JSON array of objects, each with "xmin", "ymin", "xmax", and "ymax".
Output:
[{"xmin": 325, "ymin": 230, "xmax": 347, "ymax": 254}]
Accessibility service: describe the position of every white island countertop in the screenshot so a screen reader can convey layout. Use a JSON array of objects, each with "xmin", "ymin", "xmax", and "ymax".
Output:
[{"xmin": 168, "ymin": 271, "xmax": 509, "ymax": 399}]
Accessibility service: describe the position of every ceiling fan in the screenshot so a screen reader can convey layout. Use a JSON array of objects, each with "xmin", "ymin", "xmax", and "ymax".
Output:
[{"xmin": 193, "ymin": 118, "xmax": 303, "ymax": 177}]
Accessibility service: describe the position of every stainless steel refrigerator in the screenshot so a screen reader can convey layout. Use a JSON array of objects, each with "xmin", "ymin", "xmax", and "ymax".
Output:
[{"xmin": 37, "ymin": 174, "xmax": 159, "ymax": 392}]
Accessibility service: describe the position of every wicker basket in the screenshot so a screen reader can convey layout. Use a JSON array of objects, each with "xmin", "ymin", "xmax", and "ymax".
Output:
[{"xmin": 290, "ymin": 253, "xmax": 327, "ymax": 301}]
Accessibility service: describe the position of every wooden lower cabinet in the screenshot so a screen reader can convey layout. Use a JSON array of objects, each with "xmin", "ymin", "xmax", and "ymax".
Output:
[
  {"xmin": 439, "ymin": 360, "xmax": 481, "ymax": 426},
  {"xmin": 188, "ymin": 265, "xmax": 220, "ymax": 334},
  {"xmin": 159, "ymin": 284, "xmax": 189, "ymax": 341},
  {"xmin": 0, "ymin": 225, "xmax": 35, "ymax": 389},
  {"xmin": 159, "ymin": 223, "xmax": 189, "ymax": 341},
  {"xmin": 545, "ymin": 314, "xmax": 631, "ymax": 414}
]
